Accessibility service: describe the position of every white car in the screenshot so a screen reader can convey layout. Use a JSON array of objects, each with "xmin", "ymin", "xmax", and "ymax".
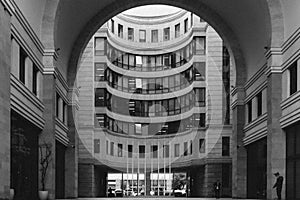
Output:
[{"xmin": 174, "ymin": 188, "xmax": 186, "ymax": 197}]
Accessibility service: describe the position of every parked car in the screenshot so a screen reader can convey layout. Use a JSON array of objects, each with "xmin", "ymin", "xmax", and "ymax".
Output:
[
  {"xmin": 115, "ymin": 189, "xmax": 123, "ymax": 197},
  {"xmin": 174, "ymin": 188, "xmax": 186, "ymax": 197}
]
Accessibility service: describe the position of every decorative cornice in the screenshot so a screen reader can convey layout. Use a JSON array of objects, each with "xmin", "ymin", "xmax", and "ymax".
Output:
[
  {"xmin": 280, "ymin": 108, "xmax": 300, "ymax": 129},
  {"xmin": 11, "ymin": 74, "xmax": 44, "ymax": 111},
  {"xmin": 231, "ymin": 86, "xmax": 245, "ymax": 97},
  {"xmin": 117, "ymin": 10, "xmax": 188, "ymax": 25},
  {"xmin": 244, "ymin": 81, "xmax": 267, "ymax": 103},
  {"xmin": 243, "ymin": 113, "xmax": 267, "ymax": 133},
  {"xmin": 282, "ymin": 26, "xmax": 300, "ymax": 53},
  {"xmin": 1, "ymin": 0, "xmax": 14, "ymax": 15},
  {"xmin": 264, "ymin": 47, "xmax": 283, "ymax": 76},
  {"xmin": 11, "ymin": 25, "xmax": 44, "ymax": 72},
  {"xmin": 243, "ymin": 127, "xmax": 267, "ymax": 146},
  {"xmin": 43, "ymin": 49, "xmax": 59, "ymax": 61},
  {"xmin": 10, "ymin": 0, "xmax": 44, "ymax": 54},
  {"xmin": 102, "ymin": 128, "xmax": 195, "ymax": 140},
  {"xmin": 244, "ymin": 64, "xmax": 267, "ymax": 91},
  {"xmin": 43, "ymin": 67, "xmax": 56, "ymax": 75},
  {"xmin": 264, "ymin": 47, "xmax": 282, "ymax": 60},
  {"xmin": 265, "ymin": 65, "xmax": 282, "ymax": 77},
  {"xmin": 106, "ymin": 57, "xmax": 194, "ymax": 78},
  {"xmin": 107, "ymin": 28, "xmax": 194, "ymax": 54},
  {"xmin": 281, "ymin": 90, "xmax": 300, "ymax": 110},
  {"xmin": 105, "ymin": 82, "xmax": 195, "ymax": 101}
]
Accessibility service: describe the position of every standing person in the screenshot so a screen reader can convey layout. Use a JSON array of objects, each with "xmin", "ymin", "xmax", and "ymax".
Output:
[
  {"xmin": 213, "ymin": 180, "xmax": 221, "ymax": 199},
  {"xmin": 273, "ymin": 172, "xmax": 283, "ymax": 200}
]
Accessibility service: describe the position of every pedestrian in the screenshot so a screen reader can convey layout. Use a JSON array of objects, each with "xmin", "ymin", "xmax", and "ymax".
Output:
[
  {"xmin": 273, "ymin": 172, "xmax": 283, "ymax": 200},
  {"xmin": 214, "ymin": 180, "xmax": 221, "ymax": 199}
]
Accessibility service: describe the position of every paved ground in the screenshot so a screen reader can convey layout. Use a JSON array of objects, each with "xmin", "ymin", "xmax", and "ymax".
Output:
[{"xmin": 58, "ymin": 198, "xmax": 261, "ymax": 200}]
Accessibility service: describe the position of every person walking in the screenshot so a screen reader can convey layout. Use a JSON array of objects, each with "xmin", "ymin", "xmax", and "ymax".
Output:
[
  {"xmin": 273, "ymin": 172, "xmax": 283, "ymax": 200},
  {"xmin": 214, "ymin": 180, "xmax": 221, "ymax": 199}
]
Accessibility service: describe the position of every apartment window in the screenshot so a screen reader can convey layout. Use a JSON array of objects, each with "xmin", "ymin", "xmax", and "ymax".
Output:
[
  {"xmin": 174, "ymin": 144, "xmax": 180, "ymax": 157},
  {"xmin": 195, "ymin": 37, "xmax": 206, "ymax": 55},
  {"xmin": 199, "ymin": 139, "xmax": 205, "ymax": 153},
  {"xmin": 195, "ymin": 88, "xmax": 206, "ymax": 107},
  {"xmin": 194, "ymin": 113, "xmax": 206, "ymax": 127},
  {"xmin": 194, "ymin": 62, "xmax": 206, "ymax": 81},
  {"xmin": 128, "ymin": 28, "xmax": 134, "ymax": 41},
  {"xmin": 118, "ymin": 24, "xmax": 123, "ymax": 38},
  {"xmin": 184, "ymin": 142, "xmax": 188, "ymax": 156},
  {"xmin": 96, "ymin": 114, "xmax": 105, "ymax": 128},
  {"xmin": 94, "ymin": 139, "xmax": 100, "ymax": 153},
  {"xmin": 135, "ymin": 124, "xmax": 142, "ymax": 135},
  {"xmin": 32, "ymin": 64, "xmax": 39, "ymax": 95},
  {"xmin": 151, "ymin": 30, "xmax": 158, "ymax": 43},
  {"xmin": 95, "ymin": 88, "xmax": 105, "ymax": 107},
  {"xmin": 163, "ymin": 145, "xmax": 169, "ymax": 158},
  {"xmin": 106, "ymin": 141, "xmax": 109, "ymax": 154},
  {"xmin": 118, "ymin": 143, "xmax": 123, "ymax": 157},
  {"xmin": 151, "ymin": 145, "xmax": 158, "ymax": 158},
  {"xmin": 289, "ymin": 62, "xmax": 297, "ymax": 95},
  {"xmin": 164, "ymin": 28, "xmax": 170, "ymax": 41},
  {"xmin": 94, "ymin": 37, "xmax": 105, "ymax": 56},
  {"xmin": 222, "ymin": 137, "xmax": 230, "ymax": 156},
  {"xmin": 247, "ymin": 101, "xmax": 252, "ymax": 123},
  {"xmin": 128, "ymin": 145, "xmax": 133, "ymax": 158},
  {"xmin": 139, "ymin": 145, "xmax": 145, "ymax": 158},
  {"xmin": 175, "ymin": 24, "xmax": 180, "ymax": 38},
  {"xmin": 184, "ymin": 18, "xmax": 188, "ymax": 33},
  {"xmin": 111, "ymin": 19, "xmax": 114, "ymax": 33},
  {"xmin": 175, "ymin": 23, "xmax": 180, "ymax": 38},
  {"xmin": 139, "ymin": 30, "xmax": 146, "ymax": 42},
  {"xmin": 257, "ymin": 92, "xmax": 262, "ymax": 117},
  {"xmin": 19, "ymin": 48, "xmax": 27, "ymax": 84},
  {"xmin": 95, "ymin": 63, "xmax": 105, "ymax": 81},
  {"xmin": 110, "ymin": 142, "xmax": 114, "ymax": 156}
]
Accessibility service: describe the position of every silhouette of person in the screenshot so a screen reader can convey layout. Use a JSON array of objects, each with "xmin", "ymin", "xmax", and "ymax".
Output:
[
  {"xmin": 273, "ymin": 172, "xmax": 283, "ymax": 200},
  {"xmin": 108, "ymin": 187, "xmax": 114, "ymax": 197},
  {"xmin": 214, "ymin": 180, "xmax": 221, "ymax": 199}
]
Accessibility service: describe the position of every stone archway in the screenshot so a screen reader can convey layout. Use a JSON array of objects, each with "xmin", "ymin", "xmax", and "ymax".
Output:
[{"xmin": 38, "ymin": 0, "xmax": 286, "ymax": 198}]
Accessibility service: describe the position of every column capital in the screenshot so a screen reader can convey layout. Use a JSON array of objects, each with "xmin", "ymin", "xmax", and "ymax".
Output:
[
  {"xmin": 265, "ymin": 47, "xmax": 283, "ymax": 76},
  {"xmin": 231, "ymin": 86, "xmax": 245, "ymax": 109}
]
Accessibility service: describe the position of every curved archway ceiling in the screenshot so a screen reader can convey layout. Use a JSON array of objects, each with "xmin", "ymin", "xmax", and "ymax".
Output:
[{"xmin": 52, "ymin": 0, "xmax": 270, "ymax": 80}]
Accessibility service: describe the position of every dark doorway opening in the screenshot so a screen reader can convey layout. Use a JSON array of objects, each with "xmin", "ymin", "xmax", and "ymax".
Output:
[
  {"xmin": 246, "ymin": 138, "xmax": 267, "ymax": 199},
  {"xmin": 11, "ymin": 110, "xmax": 40, "ymax": 200}
]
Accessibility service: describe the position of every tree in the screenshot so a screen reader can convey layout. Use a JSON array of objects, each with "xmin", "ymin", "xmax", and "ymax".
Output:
[{"xmin": 39, "ymin": 142, "xmax": 52, "ymax": 191}]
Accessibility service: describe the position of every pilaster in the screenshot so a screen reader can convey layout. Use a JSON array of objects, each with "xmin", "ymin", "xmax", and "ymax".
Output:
[
  {"xmin": 231, "ymin": 87, "xmax": 247, "ymax": 198},
  {"xmin": 265, "ymin": 48, "xmax": 285, "ymax": 200},
  {"xmin": 0, "ymin": 2, "xmax": 11, "ymax": 199}
]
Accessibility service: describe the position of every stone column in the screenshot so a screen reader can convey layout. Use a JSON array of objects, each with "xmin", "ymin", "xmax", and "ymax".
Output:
[
  {"xmin": 266, "ymin": 72, "xmax": 285, "ymax": 200},
  {"xmin": 144, "ymin": 171, "xmax": 150, "ymax": 196},
  {"xmin": 65, "ymin": 97, "xmax": 78, "ymax": 198},
  {"xmin": 0, "ymin": 2, "xmax": 11, "ymax": 199},
  {"xmin": 231, "ymin": 88, "xmax": 247, "ymax": 198},
  {"xmin": 40, "ymin": 73, "xmax": 57, "ymax": 199}
]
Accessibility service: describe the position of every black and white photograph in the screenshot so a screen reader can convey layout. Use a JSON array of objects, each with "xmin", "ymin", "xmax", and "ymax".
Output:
[{"xmin": 0, "ymin": 0, "xmax": 299, "ymax": 200}]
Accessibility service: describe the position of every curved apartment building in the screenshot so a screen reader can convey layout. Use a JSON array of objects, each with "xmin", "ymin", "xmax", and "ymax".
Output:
[{"xmin": 77, "ymin": 9, "xmax": 233, "ymax": 197}]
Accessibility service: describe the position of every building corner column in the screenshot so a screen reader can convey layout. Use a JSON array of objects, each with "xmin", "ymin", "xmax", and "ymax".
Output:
[
  {"xmin": 40, "ymin": 72, "xmax": 57, "ymax": 200},
  {"xmin": 0, "ymin": 2, "xmax": 11, "ymax": 199},
  {"xmin": 266, "ymin": 72, "xmax": 285, "ymax": 200},
  {"xmin": 265, "ymin": 50, "xmax": 285, "ymax": 200},
  {"xmin": 65, "ymin": 97, "xmax": 79, "ymax": 198},
  {"xmin": 231, "ymin": 87, "xmax": 247, "ymax": 198}
]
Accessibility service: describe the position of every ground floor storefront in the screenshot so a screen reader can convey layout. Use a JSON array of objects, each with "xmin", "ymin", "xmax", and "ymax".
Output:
[{"xmin": 78, "ymin": 164, "xmax": 232, "ymax": 198}]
